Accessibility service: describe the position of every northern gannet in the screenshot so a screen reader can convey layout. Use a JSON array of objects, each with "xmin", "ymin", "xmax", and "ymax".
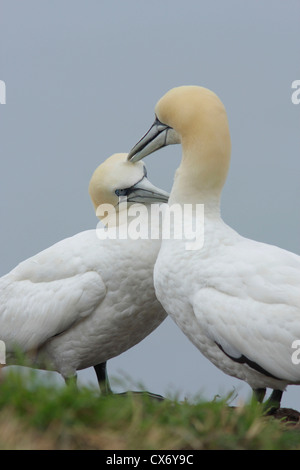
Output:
[
  {"xmin": 0, "ymin": 153, "xmax": 168, "ymax": 394},
  {"xmin": 127, "ymin": 86, "xmax": 300, "ymax": 410}
]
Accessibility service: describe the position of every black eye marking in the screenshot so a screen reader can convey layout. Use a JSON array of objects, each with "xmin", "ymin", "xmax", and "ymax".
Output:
[{"xmin": 115, "ymin": 188, "xmax": 130, "ymax": 197}]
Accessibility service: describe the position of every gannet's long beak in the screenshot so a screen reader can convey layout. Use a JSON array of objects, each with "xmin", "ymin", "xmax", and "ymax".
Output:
[
  {"xmin": 127, "ymin": 177, "xmax": 169, "ymax": 204},
  {"xmin": 127, "ymin": 117, "xmax": 180, "ymax": 162}
]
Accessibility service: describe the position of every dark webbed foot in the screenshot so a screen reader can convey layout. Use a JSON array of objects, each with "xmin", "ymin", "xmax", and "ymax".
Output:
[
  {"xmin": 116, "ymin": 390, "xmax": 165, "ymax": 402},
  {"xmin": 93, "ymin": 362, "xmax": 164, "ymax": 401}
]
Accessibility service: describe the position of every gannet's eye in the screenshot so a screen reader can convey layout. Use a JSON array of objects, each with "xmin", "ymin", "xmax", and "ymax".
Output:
[{"xmin": 115, "ymin": 188, "xmax": 130, "ymax": 197}]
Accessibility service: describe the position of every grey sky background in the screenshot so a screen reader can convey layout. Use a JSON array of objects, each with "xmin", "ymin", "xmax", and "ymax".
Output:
[{"xmin": 1, "ymin": 1, "xmax": 299, "ymax": 407}]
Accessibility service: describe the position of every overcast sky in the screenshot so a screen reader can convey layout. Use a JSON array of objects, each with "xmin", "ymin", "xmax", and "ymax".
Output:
[{"xmin": 1, "ymin": 1, "xmax": 299, "ymax": 408}]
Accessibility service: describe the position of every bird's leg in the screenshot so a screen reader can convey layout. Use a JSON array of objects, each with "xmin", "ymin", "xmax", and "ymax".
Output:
[
  {"xmin": 264, "ymin": 389, "xmax": 283, "ymax": 415},
  {"xmin": 253, "ymin": 387, "xmax": 266, "ymax": 403},
  {"xmin": 94, "ymin": 362, "xmax": 112, "ymax": 396},
  {"xmin": 64, "ymin": 373, "xmax": 78, "ymax": 388},
  {"xmin": 94, "ymin": 362, "xmax": 164, "ymax": 401},
  {"xmin": 93, "ymin": 363, "xmax": 164, "ymax": 401}
]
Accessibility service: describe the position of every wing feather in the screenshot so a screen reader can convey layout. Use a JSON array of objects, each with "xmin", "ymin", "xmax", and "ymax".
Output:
[{"xmin": 0, "ymin": 232, "xmax": 107, "ymax": 351}]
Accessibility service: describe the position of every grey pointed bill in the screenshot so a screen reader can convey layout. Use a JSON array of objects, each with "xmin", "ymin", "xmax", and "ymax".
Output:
[
  {"xmin": 127, "ymin": 176, "xmax": 169, "ymax": 204},
  {"xmin": 127, "ymin": 117, "xmax": 180, "ymax": 163}
]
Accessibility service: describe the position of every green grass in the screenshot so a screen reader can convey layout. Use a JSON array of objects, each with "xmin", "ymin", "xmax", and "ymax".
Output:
[{"xmin": 0, "ymin": 368, "xmax": 299, "ymax": 450}]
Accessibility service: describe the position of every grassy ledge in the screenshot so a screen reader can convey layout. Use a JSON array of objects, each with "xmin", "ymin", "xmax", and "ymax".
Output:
[{"xmin": 0, "ymin": 369, "xmax": 299, "ymax": 450}]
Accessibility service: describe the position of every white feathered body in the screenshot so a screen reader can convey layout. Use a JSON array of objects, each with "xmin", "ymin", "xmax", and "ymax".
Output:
[
  {"xmin": 0, "ymin": 225, "xmax": 166, "ymax": 378},
  {"xmin": 154, "ymin": 213, "xmax": 300, "ymax": 391}
]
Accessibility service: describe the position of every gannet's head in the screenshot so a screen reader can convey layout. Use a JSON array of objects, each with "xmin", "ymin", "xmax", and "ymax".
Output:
[
  {"xmin": 127, "ymin": 86, "xmax": 231, "ymax": 199},
  {"xmin": 127, "ymin": 85, "xmax": 231, "ymax": 165},
  {"xmin": 89, "ymin": 153, "xmax": 169, "ymax": 221}
]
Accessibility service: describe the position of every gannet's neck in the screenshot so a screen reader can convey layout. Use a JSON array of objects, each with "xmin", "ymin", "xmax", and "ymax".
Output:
[
  {"xmin": 153, "ymin": 86, "xmax": 231, "ymax": 217},
  {"xmin": 168, "ymin": 123, "xmax": 231, "ymax": 218},
  {"xmin": 169, "ymin": 155, "xmax": 220, "ymax": 210}
]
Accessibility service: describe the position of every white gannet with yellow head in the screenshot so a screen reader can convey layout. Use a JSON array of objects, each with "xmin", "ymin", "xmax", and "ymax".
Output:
[
  {"xmin": 128, "ymin": 86, "xmax": 300, "ymax": 410},
  {"xmin": 0, "ymin": 153, "xmax": 168, "ymax": 394}
]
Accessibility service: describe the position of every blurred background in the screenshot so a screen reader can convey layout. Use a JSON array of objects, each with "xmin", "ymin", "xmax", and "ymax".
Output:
[{"xmin": 0, "ymin": 0, "xmax": 299, "ymax": 407}]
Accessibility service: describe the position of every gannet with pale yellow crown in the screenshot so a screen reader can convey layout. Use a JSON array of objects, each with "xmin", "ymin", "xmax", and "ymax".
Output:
[
  {"xmin": 0, "ymin": 153, "xmax": 168, "ymax": 394},
  {"xmin": 128, "ymin": 86, "xmax": 300, "ymax": 410}
]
